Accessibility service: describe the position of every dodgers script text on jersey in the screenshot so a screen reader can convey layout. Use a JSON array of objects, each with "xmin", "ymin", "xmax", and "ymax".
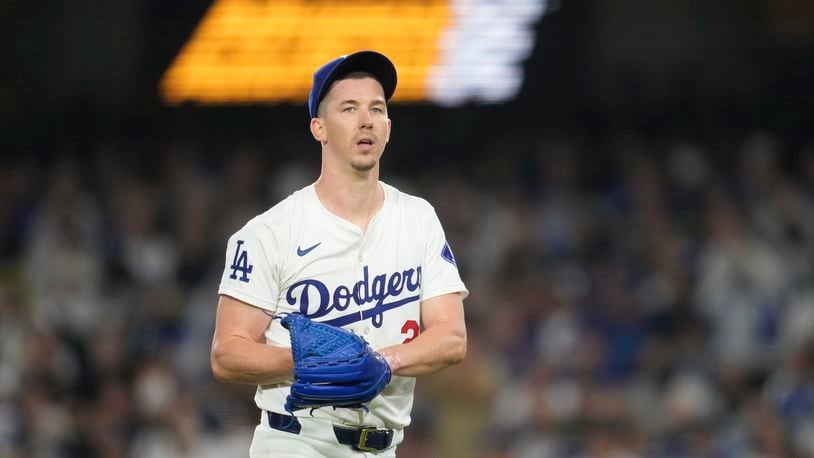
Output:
[{"xmin": 286, "ymin": 264, "xmax": 422, "ymax": 328}]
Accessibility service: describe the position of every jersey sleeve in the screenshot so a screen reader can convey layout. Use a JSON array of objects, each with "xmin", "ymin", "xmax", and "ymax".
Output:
[
  {"xmin": 420, "ymin": 206, "xmax": 469, "ymax": 302},
  {"xmin": 218, "ymin": 221, "xmax": 280, "ymax": 312}
]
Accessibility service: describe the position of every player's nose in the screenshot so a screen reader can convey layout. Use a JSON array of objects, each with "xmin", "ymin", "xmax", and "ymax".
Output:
[{"xmin": 358, "ymin": 110, "xmax": 373, "ymax": 127}]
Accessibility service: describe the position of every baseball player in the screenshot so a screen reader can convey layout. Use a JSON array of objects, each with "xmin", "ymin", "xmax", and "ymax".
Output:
[{"xmin": 211, "ymin": 50, "xmax": 468, "ymax": 457}]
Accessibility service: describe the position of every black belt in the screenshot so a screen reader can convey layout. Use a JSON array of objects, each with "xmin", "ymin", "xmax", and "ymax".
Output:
[
  {"xmin": 266, "ymin": 410, "xmax": 301, "ymax": 434},
  {"xmin": 266, "ymin": 411, "xmax": 394, "ymax": 452},
  {"xmin": 333, "ymin": 424, "xmax": 394, "ymax": 452}
]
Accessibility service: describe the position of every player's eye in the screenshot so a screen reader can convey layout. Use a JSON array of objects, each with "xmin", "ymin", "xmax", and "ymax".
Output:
[
  {"xmin": 371, "ymin": 107, "xmax": 384, "ymax": 114},
  {"xmin": 342, "ymin": 106, "xmax": 356, "ymax": 112}
]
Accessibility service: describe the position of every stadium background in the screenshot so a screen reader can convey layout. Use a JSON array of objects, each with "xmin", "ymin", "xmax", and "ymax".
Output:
[{"xmin": 2, "ymin": 0, "xmax": 814, "ymax": 456}]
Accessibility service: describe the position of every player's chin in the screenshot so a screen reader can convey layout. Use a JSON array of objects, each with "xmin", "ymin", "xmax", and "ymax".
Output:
[{"xmin": 351, "ymin": 157, "xmax": 378, "ymax": 172}]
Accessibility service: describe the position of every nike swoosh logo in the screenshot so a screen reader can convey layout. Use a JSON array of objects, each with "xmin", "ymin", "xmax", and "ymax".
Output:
[{"xmin": 297, "ymin": 242, "xmax": 321, "ymax": 257}]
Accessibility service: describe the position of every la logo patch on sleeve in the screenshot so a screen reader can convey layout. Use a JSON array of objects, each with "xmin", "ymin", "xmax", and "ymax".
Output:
[
  {"xmin": 441, "ymin": 241, "xmax": 457, "ymax": 267},
  {"xmin": 229, "ymin": 240, "xmax": 254, "ymax": 283}
]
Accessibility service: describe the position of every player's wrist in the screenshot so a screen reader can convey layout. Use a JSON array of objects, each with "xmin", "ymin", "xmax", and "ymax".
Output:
[{"xmin": 380, "ymin": 350, "xmax": 401, "ymax": 373}]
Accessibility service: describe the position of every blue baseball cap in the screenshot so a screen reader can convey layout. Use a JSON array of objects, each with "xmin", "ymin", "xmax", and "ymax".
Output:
[{"xmin": 308, "ymin": 50, "xmax": 398, "ymax": 119}]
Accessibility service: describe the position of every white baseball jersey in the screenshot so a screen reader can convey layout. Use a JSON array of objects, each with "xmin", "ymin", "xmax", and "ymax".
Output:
[{"xmin": 218, "ymin": 181, "xmax": 467, "ymax": 430}]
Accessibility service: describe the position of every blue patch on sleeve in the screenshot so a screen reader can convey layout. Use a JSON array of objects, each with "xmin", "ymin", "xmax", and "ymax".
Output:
[{"xmin": 441, "ymin": 242, "xmax": 457, "ymax": 267}]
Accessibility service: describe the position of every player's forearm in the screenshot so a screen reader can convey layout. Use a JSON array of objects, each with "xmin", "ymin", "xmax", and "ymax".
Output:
[
  {"xmin": 211, "ymin": 337, "xmax": 294, "ymax": 385},
  {"xmin": 378, "ymin": 321, "xmax": 467, "ymax": 377}
]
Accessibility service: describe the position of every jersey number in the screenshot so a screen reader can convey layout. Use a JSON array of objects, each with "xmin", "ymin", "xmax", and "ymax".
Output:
[
  {"xmin": 401, "ymin": 320, "xmax": 419, "ymax": 343},
  {"xmin": 229, "ymin": 240, "xmax": 253, "ymax": 283}
]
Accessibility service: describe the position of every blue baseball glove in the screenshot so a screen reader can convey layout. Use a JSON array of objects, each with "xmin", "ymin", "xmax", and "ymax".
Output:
[{"xmin": 280, "ymin": 313, "xmax": 391, "ymax": 413}]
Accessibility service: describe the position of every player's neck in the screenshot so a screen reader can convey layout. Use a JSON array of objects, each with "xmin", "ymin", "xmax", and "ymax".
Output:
[{"xmin": 314, "ymin": 169, "xmax": 384, "ymax": 233}]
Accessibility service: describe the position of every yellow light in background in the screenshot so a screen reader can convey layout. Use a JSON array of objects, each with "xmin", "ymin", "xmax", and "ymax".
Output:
[{"xmin": 160, "ymin": 0, "xmax": 450, "ymax": 105}]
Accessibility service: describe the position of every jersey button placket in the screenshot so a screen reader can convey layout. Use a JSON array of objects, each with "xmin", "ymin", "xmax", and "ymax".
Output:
[
  {"xmin": 357, "ymin": 247, "xmax": 371, "ymax": 336},
  {"xmin": 354, "ymin": 240, "xmax": 365, "ymax": 329}
]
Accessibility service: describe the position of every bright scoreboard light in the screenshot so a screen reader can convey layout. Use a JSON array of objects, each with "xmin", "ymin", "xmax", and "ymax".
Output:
[{"xmin": 160, "ymin": 0, "xmax": 551, "ymax": 106}]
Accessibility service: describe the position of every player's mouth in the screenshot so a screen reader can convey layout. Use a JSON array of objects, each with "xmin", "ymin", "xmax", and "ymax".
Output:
[{"xmin": 356, "ymin": 138, "xmax": 375, "ymax": 151}]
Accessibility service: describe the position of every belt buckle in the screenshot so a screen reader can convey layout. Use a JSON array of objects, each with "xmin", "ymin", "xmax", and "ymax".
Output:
[{"xmin": 355, "ymin": 426, "xmax": 379, "ymax": 452}]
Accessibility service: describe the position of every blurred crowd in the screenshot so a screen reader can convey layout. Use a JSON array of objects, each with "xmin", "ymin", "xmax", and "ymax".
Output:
[{"xmin": 2, "ymin": 128, "xmax": 814, "ymax": 457}]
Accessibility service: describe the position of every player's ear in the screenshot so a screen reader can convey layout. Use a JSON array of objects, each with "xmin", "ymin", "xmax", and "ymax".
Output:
[
  {"xmin": 385, "ymin": 118, "xmax": 391, "ymax": 143},
  {"xmin": 310, "ymin": 118, "xmax": 326, "ymax": 144}
]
